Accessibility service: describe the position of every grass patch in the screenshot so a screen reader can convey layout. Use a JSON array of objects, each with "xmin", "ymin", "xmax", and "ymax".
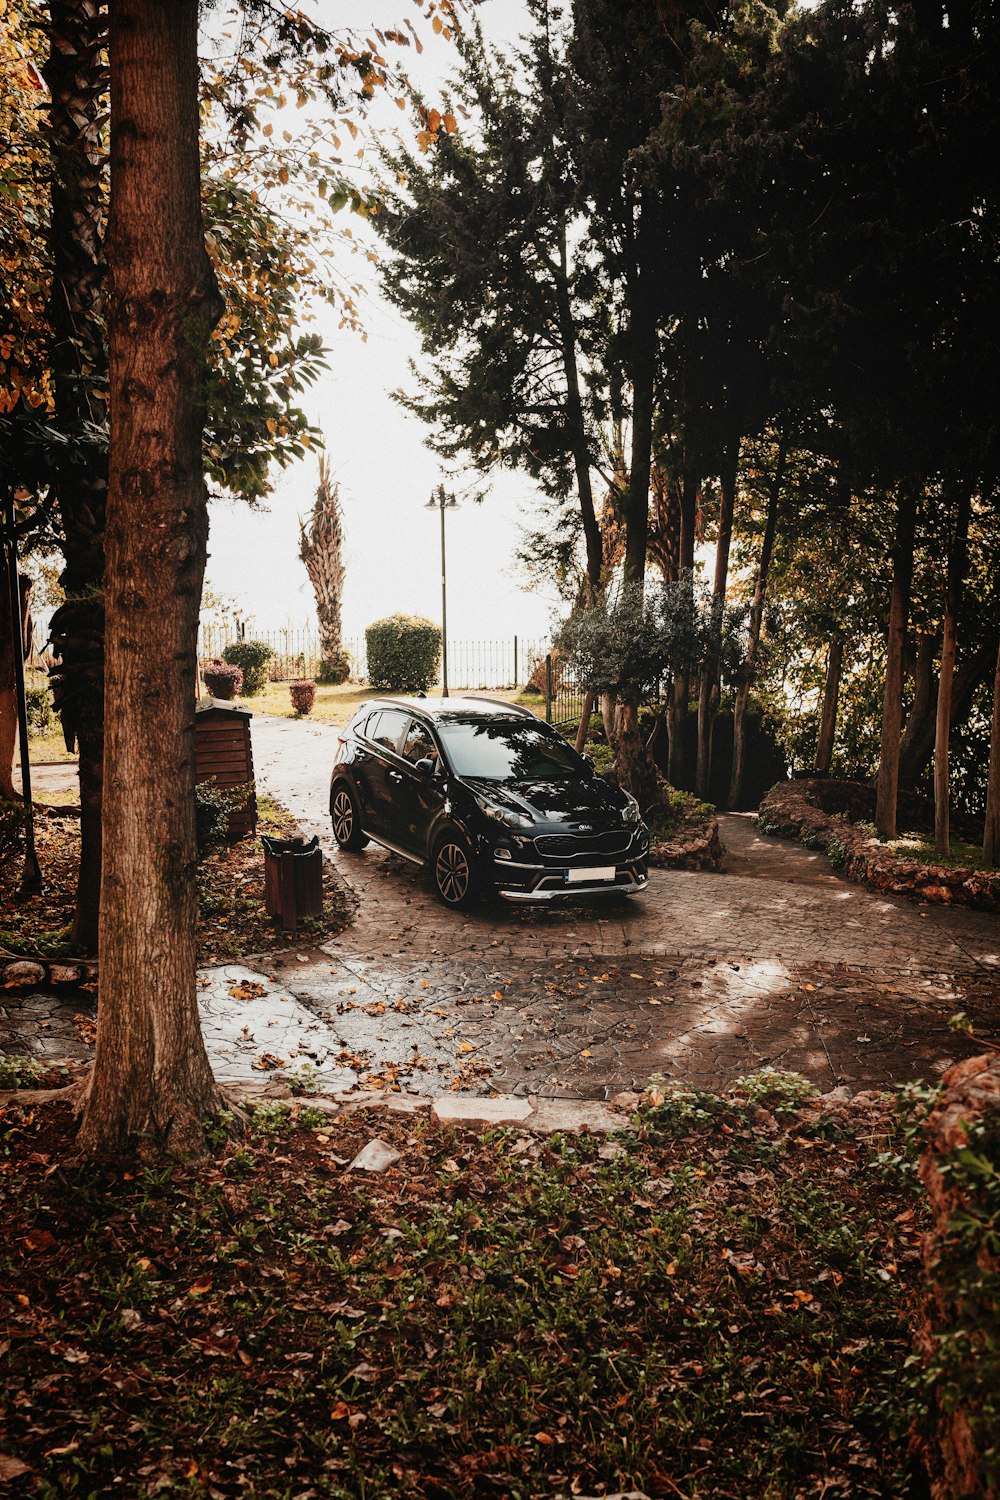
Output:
[
  {"xmin": 239, "ymin": 681, "xmax": 543, "ymax": 726},
  {"xmin": 0, "ymin": 1086, "xmax": 932, "ymax": 1497},
  {"xmin": 889, "ymin": 834, "xmax": 997, "ymax": 873}
]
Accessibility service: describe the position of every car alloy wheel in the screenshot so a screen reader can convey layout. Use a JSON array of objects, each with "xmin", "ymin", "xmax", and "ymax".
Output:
[
  {"xmin": 331, "ymin": 783, "xmax": 368, "ymax": 851},
  {"xmin": 433, "ymin": 836, "xmax": 475, "ymax": 908}
]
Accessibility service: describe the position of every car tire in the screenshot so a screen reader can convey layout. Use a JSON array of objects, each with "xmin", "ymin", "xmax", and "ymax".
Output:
[
  {"xmin": 330, "ymin": 781, "xmax": 368, "ymax": 851},
  {"xmin": 430, "ymin": 830, "xmax": 479, "ymax": 909}
]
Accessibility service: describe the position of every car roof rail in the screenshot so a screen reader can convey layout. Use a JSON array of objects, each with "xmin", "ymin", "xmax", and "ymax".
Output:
[{"xmin": 456, "ymin": 694, "xmax": 538, "ymax": 720}]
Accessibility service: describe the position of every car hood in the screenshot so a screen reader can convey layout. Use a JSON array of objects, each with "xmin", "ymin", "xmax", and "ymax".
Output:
[{"xmin": 464, "ymin": 775, "xmax": 632, "ymax": 825}]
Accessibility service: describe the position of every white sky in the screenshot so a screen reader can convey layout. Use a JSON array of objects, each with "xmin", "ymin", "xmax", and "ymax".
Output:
[{"xmin": 202, "ymin": 0, "xmax": 562, "ymax": 648}]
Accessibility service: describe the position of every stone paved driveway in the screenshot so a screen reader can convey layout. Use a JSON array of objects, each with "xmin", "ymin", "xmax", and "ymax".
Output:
[
  {"xmin": 234, "ymin": 713, "xmax": 1000, "ymax": 1099},
  {"xmin": 4, "ymin": 713, "xmax": 997, "ymax": 1101}
]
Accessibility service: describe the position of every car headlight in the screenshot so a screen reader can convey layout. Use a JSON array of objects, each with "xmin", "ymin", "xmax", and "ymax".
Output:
[
  {"xmin": 622, "ymin": 794, "xmax": 642, "ymax": 824},
  {"xmin": 480, "ymin": 800, "xmax": 533, "ymax": 830}
]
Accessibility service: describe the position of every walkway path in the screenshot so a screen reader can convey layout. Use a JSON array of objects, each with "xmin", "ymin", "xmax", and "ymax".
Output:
[
  {"xmin": 5, "ymin": 714, "xmax": 997, "ymax": 1103},
  {"xmin": 237, "ymin": 713, "xmax": 999, "ymax": 1099}
]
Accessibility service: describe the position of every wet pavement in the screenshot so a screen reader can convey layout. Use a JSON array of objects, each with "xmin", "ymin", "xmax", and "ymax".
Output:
[{"xmin": 3, "ymin": 712, "xmax": 998, "ymax": 1100}]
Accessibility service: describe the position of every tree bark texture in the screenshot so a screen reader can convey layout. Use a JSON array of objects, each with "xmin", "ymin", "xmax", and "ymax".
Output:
[
  {"xmin": 668, "ymin": 471, "xmax": 699, "ymax": 789},
  {"xmin": 933, "ymin": 484, "xmax": 972, "ymax": 856},
  {"xmin": 899, "ymin": 633, "xmax": 938, "ymax": 783},
  {"xmin": 984, "ymin": 639, "xmax": 1000, "ymax": 866},
  {"xmin": 815, "ymin": 634, "xmax": 845, "ymax": 775},
  {"xmin": 729, "ymin": 436, "xmax": 786, "ymax": 808},
  {"xmin": 78, "ymin": 0, "xmax": 225, "ymax": 1159},
  {"xmin": 900, "ymin": 641, "xmax": 994, "ymax": 789},
  {"xmin": 44, "ymin": 0, "xmax": 110, "ymax": 953},
  {"xmin": 0, "ymin": 569, "xmax": 31, "ymax": 801},
  {"xmin": 696, "ymin": 438, "xmax": 740, "ymax": 798},
  {"xmin": 875, "ymin": 484, "xmax": 918, "ymax": 838},
  {"xmin": 555, "ymin": 226, "xmax": 603, "ymax": 594}
]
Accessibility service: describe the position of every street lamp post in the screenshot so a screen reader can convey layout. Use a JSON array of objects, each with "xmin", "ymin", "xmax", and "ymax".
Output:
[{"xmin": 425, "ymin": 485, "xmax": 459, "ymax": 697}]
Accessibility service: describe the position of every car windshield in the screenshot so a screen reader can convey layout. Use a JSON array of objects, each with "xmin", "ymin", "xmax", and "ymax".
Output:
[{"xmin": 437, "ymin": 720, "xmax": 584, "ymax": 781}]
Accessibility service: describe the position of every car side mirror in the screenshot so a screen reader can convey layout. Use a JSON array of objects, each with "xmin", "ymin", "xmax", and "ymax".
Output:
[{"xmin": 414, "ymin": 757, "xmax": 436, "ymax": 778}]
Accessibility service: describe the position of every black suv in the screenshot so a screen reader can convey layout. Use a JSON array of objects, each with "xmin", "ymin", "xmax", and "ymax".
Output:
[{"xmin": 329, "ymin": 696, "xmax": 650, "ymax": 908}]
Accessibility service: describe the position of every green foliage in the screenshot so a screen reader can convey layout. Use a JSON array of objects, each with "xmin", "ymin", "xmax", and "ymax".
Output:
[
  {"xmin": 557, "ymin": 580, "xmax": 745, "ymax": 704},
  {"xmin": 195, "ymin": 780, "xmax": 250, "ymax": 860},
  {"xmin": 365, "ymin": 614, "xmax": 441, "ymax": 692},
  {"xmin": 221, "ymin": 639, "xmax": 275, "ymax": 696},
  {"xmin": 24, "ymin": 684, "xmax": 56, "ymax": 737},
  {"xmin": 0, "ymin": 1053, "xmax": 48, "ymax": 1089},
  {"xmin": 907, "ymin": 1104, "xmax": 1000, "ymax": 1490},
  {"xmin": 735, "ymin": 1068, "xmax": 818, "ymax": 1117},
  {"xmin": 319, "ymin": 647, "xmax": 351, "ymax": 685},
  {"xmin": 248, "ymin": 1101, "xmax": 294, "ymax": 1137}
]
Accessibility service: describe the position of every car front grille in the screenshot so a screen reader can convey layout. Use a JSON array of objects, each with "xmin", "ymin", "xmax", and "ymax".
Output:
[{"xmin": 534, "ymin": 829, "xmax": 633, "ymax": 858}]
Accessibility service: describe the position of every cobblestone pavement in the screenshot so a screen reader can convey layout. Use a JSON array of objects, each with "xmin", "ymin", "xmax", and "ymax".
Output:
[{"xmin": 3, "ymin": 714, "xmax": 997, "ymax": 1100}]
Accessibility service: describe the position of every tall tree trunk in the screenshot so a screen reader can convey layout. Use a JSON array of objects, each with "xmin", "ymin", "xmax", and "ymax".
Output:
[
  {"xmin": 899, "ymin": 640, "xmax": 994, "ymax": 788},
  {"xmin": 934, "ymin": 484, "xmax": 972, "ymax": 856},
  {"xmin": 0, "ymin": 579, "xmax": 18, "ymax": 801},
  {"xmin": 899, "ymin": 633, "xmax": 937, "ymax": 783},
  {"xmin": 78, "ymin": 0, "xmax": 226, "ymax": 1159},
  {"xmin": 668, "ymin": 469, "xmax": 699, "ymax": 788},
  {"xmin": 875, "ymin": 483, "xmax": 919, "ymax": 838},
  {"xmin": 729, "ymin": 435, "xmax": 786, "ymax": 808},
  {"xmin": 555, "ymin": 226, "xmax": 602, "ymax": 594},
  {"xmin": 984, "ymin": 640, "xmax": 1000, "ymax": 866},
  {"xmin": 43, "ymin": 0, "xmax": 109, "ymax": 954},
  {"xmin": 815, "ymin": 634, "xmax": 845, "ymax": 774},
  {"xmin": 696, "ymin": 437, "xmax": 740, "ymax": 798},
  {"xmin": 613, "ymin": 209, "xmax": 657, "ymax": 795}
]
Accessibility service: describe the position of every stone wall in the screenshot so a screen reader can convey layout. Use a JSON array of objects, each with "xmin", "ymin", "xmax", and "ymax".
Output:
[
  {"xmin": 647, "ymin": 815, "xmax": 724, "ymax": 872},
  {"xmin": 756, "ymin": 780, "xmax": 1000, "ymax": 912},
  {"xmin": 913, "ymin": 1054, "xmax": 1000, "ymax": 1498}
]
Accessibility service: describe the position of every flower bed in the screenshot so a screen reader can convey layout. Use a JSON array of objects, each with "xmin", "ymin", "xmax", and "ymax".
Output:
[
  {"xmin": 757, "ymin": 779, "xmax": 1000, "ymax": 912},
  {"xmin": 646, "ymin": 786, "xmax": 724, "ymax": 872}
]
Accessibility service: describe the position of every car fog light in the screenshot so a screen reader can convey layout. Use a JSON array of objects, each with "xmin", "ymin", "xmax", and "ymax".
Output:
[{"xmin": 495, "ymin": 847, "xmax": 512, "ymax": 860}]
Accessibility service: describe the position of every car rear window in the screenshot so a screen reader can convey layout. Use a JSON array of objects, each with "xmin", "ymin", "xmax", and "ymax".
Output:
[
  {"xmin": 437, "ymin": 720, "xmax": 582, "ymax": 781},
  {"xmin": 366, "ymin": 710, "xmax": 408, "ymax": 753}
]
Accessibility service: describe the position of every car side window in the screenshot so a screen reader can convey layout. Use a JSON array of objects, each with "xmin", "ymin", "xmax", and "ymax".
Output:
[
  {"xmin": 370, "ymin": 709, "xmax": 408, "ymax": 755},
  {"xmin": 401, "ymin": 719, "xmax": 437, "ymax": 765}
]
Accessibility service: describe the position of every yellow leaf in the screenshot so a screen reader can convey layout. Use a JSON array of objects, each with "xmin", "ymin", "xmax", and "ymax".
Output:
[
  {"xmin": 443, "ymin": 113, "xmax": 457, "ymax": 133},
  {"xmin": 278, "ymin": 165, "xmax": 289, "ymax": 185}
]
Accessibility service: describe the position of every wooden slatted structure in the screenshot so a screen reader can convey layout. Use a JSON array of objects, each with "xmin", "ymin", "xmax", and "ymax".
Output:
[{"xmin": 194, "ymin": 699, "xmax": 257, "ymax": 838}]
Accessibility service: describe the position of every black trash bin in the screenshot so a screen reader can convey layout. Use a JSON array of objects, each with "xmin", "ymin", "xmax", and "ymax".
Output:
[{"xmin": 261, "ymin": 835, "xmax": 323, "ymax": 932}]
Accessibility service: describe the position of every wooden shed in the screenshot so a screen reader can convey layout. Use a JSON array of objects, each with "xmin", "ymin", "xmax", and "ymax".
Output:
[{"xmin": 194, "ymin": 699, "xmax": 257, "ymax": 839}]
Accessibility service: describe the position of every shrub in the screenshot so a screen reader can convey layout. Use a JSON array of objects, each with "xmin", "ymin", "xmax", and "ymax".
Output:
[
  {"xmin": 25, "ymin": 684, "xmax": 56, "ymax": 736},
  {"xmin": 195, "ymin": 779, "xmax": 251, "ymax": 857},
  {"xmin": 365, "ymin": 614, "xmax": 441, "ymax": 692},
  {"xmin": 289, "ymin": 679, "xmax": 316, "ymax": 716},
  {"xmin": 222, "ymin": 639, "xmax": 275, "ymax": 696},
  {"xmin": 319, "ymin": 647, "xmax": 352, "ymax": 685},
  {"xmin": 203, "ymin": 661, "xmax": 243, "ymax": 700}
]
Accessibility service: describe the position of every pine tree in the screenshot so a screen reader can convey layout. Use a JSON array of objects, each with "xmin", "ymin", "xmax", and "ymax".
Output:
[{"xmin": 299, "ymin": 456, "xmax": 349, "ymax": 684}]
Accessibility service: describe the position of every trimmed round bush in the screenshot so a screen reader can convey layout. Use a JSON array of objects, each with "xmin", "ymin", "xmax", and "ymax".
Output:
[
  {"xmin": 365, "ymin": 614, "xmax": 441, "ymax": 692},
  {"xmin": 289, "ymin": 679, "xmax": 317, "ymax": 716},
  {"xmin": 222, "ymin": 639, "xmax": 275, "ymax": 696},
  {"xmin": 203, "ymin": 661, "xmax": 243, "ymax": 700}
]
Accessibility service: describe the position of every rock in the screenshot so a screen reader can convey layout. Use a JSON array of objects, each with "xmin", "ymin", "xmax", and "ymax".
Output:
[
  {"xmin": 47, "ymin": 963, "xmax": 82, "ymax": 986},
  {"xmin": 347, "ymin": 1138, "xmax": 400, "ymax": 1173},
  {"xmin": 431, "ymin": 1095, "xmax": 533, "ymax": 1128},
  {"xmin": 526, "ymin": 1099, "xmax": 621, "ymax": 1134},
  {"xmin": 2, "ymin": 960, "xmax": 46, "ymax": 988}
]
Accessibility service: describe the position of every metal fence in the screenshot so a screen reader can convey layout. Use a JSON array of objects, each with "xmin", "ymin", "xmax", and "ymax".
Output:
[{"xmin": 197, "ymin": 627, "xmax": 590, "ymax": 731}]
